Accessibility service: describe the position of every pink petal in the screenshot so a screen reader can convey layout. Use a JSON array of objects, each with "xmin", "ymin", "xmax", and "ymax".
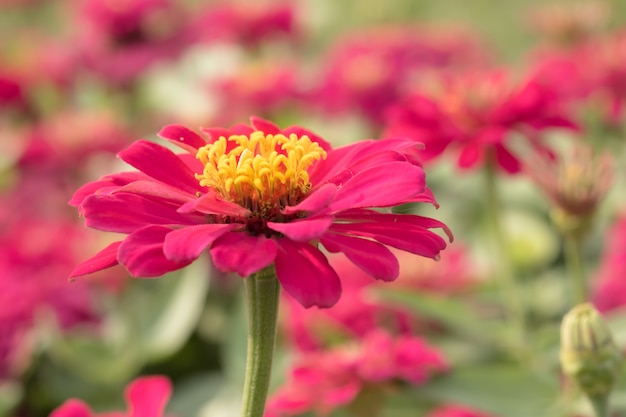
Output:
[
  {"xmin": 69, "ymin": 241, "xmax": 122, "ymax": 279},
  {"xmin": 201, "ymin": 124, "xmax": 254, "ymax": 142},
  {"xmin": 330, "ymin": 221, "xmax": 447, "ymax": 259},
  {"xmin": 69, "ymin": 171, "xmax": 148, "ymax": 208},
  {"xmin": 113, "ymin": 181, "xmax": 196, "ymax": 205},
  {"xmin": 267, "ymin": 216, "xmax": 333, "ymax": 242},
  {"xmin": 321, "ymin": 233, "xmax": 399, "ymax": 281},
  {"xmin": 118, "ymin": 140, "xmax": 202, "ymax": 194},
  {"xmin": 163, "ymin": 223, "xmax": 237, "ymax": 262},
  {"xmin": 495, "ymin": 144, "xmax": 521, "ymax": 174},
  {"xmin": 50, "ymin": 400, "xmax": 93, "ymax": 417},
  {"xmin": 328, "ymin": 162, "xmax": 425, "ymax": 212},
  {"xmin": 158, "ymin": 124, "xmax": 206, "ymax": 152},
  {"xmin": 275, "ymin": 240, "xmax": 341, "ymax": 308},
  {"xmin": 336, "ymin": 210, "xmax": 453, "ymax": 242},
  {"xmin": 126, "ymin": 376, "xmax": 172, "ymax": 417},
  {"xmin": 283, "ymin": 183, "xmax": 336, "ymax": 215},
  {"xmin": 82, "ymin": 193, "xmax": 202, "ymax": 233},
  {"xmin": 178, "ymin": 189, "xmax": 251, "ymax": 217},
  {"xmin": 118, "ymin": 225, "xmax": 192, "ymax": 277},
  {"xmin": 210, "ymin": 232, "xmax": 277, "ymax": 277},
  {"xmin": 457, "ymin": 144, "xmax": 484, "ymax": 169},
  {"xmin": 250, "ymin": 116, "xmax": 281, "ymax": 134}
]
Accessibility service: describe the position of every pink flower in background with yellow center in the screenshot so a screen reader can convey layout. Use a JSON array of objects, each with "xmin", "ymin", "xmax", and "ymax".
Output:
[
  {"xmin": 384, "ymin": 69, "xmax": 578, "ymax": 173},
  {"xmin": 70, "ymin": 117, "xmax": 451, "ymax": 308},
  {"xmin": 50, "ymin": 376, "xmax": 171, "ymax": 417}
]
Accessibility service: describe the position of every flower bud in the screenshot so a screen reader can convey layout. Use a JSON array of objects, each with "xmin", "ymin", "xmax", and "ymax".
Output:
[{"xmin": 560, "ymin": 303, "xmax": 622, "ymax": 398}]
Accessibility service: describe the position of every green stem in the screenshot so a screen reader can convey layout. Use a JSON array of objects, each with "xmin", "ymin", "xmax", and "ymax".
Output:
[
  {"xmin": 563, "ymin": 232, "xmax": 587, "ymax": 304},
  {"xmin": 241, "ymin": 266, "xmax": 281, "ymax": 417},
  {"xmin": 484, "ymin": 160, "xmax": 526, "ymax": 348},
  {"xmin": 589, "ymin": 395, "xmax": 609, "ymax": 417}
]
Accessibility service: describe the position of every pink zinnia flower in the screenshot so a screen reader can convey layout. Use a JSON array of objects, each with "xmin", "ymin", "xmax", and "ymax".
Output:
[
  {"xmin": 50, "ymin": 375, "xmax": 171, "ymax": 417},
  {"xmin": 69, "ymin": 117, "xmax": 450, "ymax": 308},
  {"xmin": 265, "ymin": 329, "xmax": 447, "ymax": 417},
  {"xmin": 72, "ymin": 0, "xmax": 193, "ymax": 85},
  {"xmin": 384, "ymin": 69, "xmax": 578, "ymax": 173},
  {"xmin": 311, "ymin": 26, "xmax": 488, "ymax": 127}
]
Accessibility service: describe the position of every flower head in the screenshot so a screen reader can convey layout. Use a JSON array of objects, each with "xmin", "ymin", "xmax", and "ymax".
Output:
[
  {"xmin": 384, "ymin": 69, "xmax": 578, "ymax": 173},
  {"xmin": 70, "ymin": 117, "xmax": 451, "ymax": 308},
  {"xmin": 525, "ymin": 143, "xmax": 613, "ymax": 236}
]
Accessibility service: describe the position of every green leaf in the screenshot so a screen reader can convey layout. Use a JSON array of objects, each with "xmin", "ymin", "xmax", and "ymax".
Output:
[
  {"xmin": 138, "ymin": 259, "xmax": 210, "ymax": 359},
  {"xmin": 375, "ymin": 288, "xmax": 509, "ymax": 351},
  {"xmin": 167, "ymin": 373, "xmax": 224, "ymax": 417},
  {"xmin": 418, "ymin": 364, "xmax": 561, "ymax": 417}
]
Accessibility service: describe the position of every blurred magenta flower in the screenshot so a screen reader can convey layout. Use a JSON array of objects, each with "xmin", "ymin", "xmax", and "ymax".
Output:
[
  {"xmin": 71, "ymin": 0, "xmax": 194, "ymax": 85},
  {"xmin": 282, "ymin": 246, "xmax": 477, "ymax": 350},
  {"xmin": 532, "ymin": 31, "xmax": 626, "ymax": 124},
  {"xmin": 50, "ymin": 375, "xmax": 171, "ymax": 417},
  {"xmin": 384, "ymin": 69, "xmax": 578, "ymax": 173},
  {"xmin": 210, "ymin": 61, "xmax": 301, "ymax": 124},
  {"xmin": 593, "ymin": 214, "xmax": 626, "ymax": 313},
  {"xmin": 191, "ymin": 2, "xmax": 297, "ymax": 48},
  {"xmin": 310, "ymin": 25, "xmax": 489, "ymax": 127},
  {"xmin": 0, "ymin": 218, "xmax": 97, "ymax": 380},
  {"xmin": 264, "ymin": 329, "xmax": 447, "ymax": 417},
  {"xmin": 70, "ymin": 117, "xmax": 450, "ymax": 308}
]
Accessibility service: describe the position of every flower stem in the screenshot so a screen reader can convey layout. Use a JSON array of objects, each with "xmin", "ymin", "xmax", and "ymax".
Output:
[
  {"xmin": 563, "ymin": 232, "xmax": 587, "ymax": 304},
  {"xmin": 241, "ymin": 266, "xmax": 281, "ymax": 417},
  {"xmin": 484, "ymin": 160, "xmax": 526, "ymax": 348},
  {"xmin": 589, "ymin": 395, "xmax": 609, "ymax": 417}
]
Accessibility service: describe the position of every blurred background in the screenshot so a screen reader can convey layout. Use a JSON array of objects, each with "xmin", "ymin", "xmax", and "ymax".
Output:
[{"xmin": 2, "ymin": 1, "xmax": 626, "ymax": 417}]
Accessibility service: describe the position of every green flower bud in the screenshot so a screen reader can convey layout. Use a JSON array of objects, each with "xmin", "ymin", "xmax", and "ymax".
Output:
[{"xmin": 560, "ymin": 303, "xmax": 622, "ymax": 399}]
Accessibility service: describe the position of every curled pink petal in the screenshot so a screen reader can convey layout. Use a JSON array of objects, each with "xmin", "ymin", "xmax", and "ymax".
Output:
[
  {"xmin": 267, "ymin": 216, "xmax": 333, "ymax": 242},
  {"xmin": 118, "ymin": 225, "xmax": 192, "ymax": 277},
  {"xmin": 275, "ymin": 240, "xmax": 341, "ymax": 308},
  {"xmin": 69, "ymin": 241, "xmax": 122, "ymax": 279},
  {"xmin": 210, "ymin": 233, "xmax": 277, "ymax": 277},
  {"xmin": 163, "ymin": 223, "xmax": 236, "ymax": 262}
]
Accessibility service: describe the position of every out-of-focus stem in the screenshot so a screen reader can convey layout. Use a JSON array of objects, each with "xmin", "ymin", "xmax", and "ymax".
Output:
[
  {"xmin": 484, "ymin": 159, "xmax": 526, "ymax": 348},
  {"xmin": 563, "ymin": 232, "xmax": 587, "ymax": 304}
]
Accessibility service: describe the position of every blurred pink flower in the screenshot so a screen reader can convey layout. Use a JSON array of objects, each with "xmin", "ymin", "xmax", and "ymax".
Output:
[
  {"xmin": 191, "ymin": 2, "xmax": 297, "ymax": 48},
  {"xmin": 71, "ymin": 0, "xmax": 194, "ymax": 85},
  {"xmin": 282, "ymin": 245, "xmax": 477, "ymax": 350},
  {"xmin": 310, "ymin": 26, "xmax": 489, "ymax": 126},
  {"xmin": 50, "ymin": 375, "xmax": 172, "ymax": 417},
  {"xmin": 210, "ymin": 61, "xmax": 301, "ymax": 124},
  {"xmin": 0, "ymin": 217, "xmax": 97, "ymax": 380},
  {"xmin": 384, "ymin": 69, "xmax": 578, "ymax": 173},
  {"xmin": 531, "ymin": 31, "xmax": 626, "ymax": 124},
  {"xmin": 70, "ymin": 117, "xmax": 450, "ymax": 308},
  {"xmin": 592, "ymin": 214, "xmax": 626, "ymax": 313},
  {"xmin": 18, "ymin": 110, "xmax": 135, "ymax": 174},
  {"xmin": 426, "ymin": 405, "xmax": 497, "ymax": 417},
  {"xmin": 265, "ymin": 329, "xmax": 447, "ymax": 417}
]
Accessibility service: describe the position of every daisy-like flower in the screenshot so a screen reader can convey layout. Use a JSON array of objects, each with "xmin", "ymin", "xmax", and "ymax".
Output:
[
  {"xmin": 69, "ymin": 117, "xmax": 451, "ymax": 308},
  {"xmin": 384, "ymin": 69, "xmax": 578, "ymax": 173}
]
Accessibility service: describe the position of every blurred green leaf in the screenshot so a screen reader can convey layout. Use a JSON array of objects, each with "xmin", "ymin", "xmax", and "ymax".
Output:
[
  {"xmin": 0, "ymin": 381, "xmax": 23, "ymax": 417},
  {"xmin": 376, "ymin": 288, "xmax": 509, "ymax": 351},
  {"xmin": 138, "ymin": 259, "xmax": 210, "ymax": 360},
  {"xmin": 167, "ymin": 372, "xmax": 224, "ymax": 417},
  {"xmin": 417, "ymin": 364, "xmax": 561, "ymax": 417}
]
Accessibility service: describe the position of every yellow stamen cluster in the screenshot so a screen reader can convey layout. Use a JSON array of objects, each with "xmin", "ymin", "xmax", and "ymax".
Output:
[{"xmin": 195, "ymin": 131, "xmax": 327, "ymax": 210}]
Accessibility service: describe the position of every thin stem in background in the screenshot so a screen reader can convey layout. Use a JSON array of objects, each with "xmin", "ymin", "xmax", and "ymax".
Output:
[{"xmin": 484, "ymin": 159, "xmax": 527, "ymax": 350}]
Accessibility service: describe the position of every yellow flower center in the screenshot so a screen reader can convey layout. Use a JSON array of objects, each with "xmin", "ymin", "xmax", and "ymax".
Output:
[{"xmin": 195, "ymin": 131, "xmax": 327, "ymax": 210}]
